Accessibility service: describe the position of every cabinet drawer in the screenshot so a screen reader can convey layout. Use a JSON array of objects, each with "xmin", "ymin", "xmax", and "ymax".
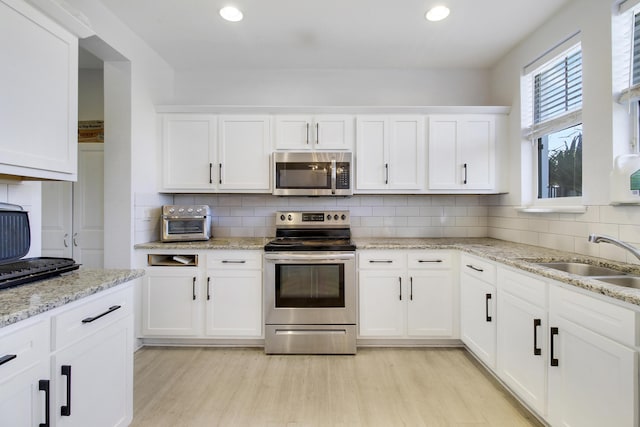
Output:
[
  {"xmin": 0, "ymin": 318, "xmax": 48, "ymax": 380},
  {"xmin": 52, "ymin": 284, "xmax": 133, "ymax": 351},
  {"xmin": 460, "ymin": 253, "xmax": 496, "ymax": 283},
  {"xmin": 359, "ymin": 251, "xmax": 406, "ymax": 270},
  {"xmin": 407, "ymin": 251, "xmax": 452, "ymax": 269},
  {"xmin": 550, "ymin": 285, "xmax": 638, "ymax": 347},
  {"xmin": 497, "ymin": 267, "xmax": 547, "ymax": 308},
  {"xmin": 207, "ymin": 250, "xmax": 262, "ymax": 270}
]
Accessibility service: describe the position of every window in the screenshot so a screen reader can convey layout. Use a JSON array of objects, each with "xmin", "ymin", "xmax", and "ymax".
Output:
[{"xmin": 524, "ymin": 42, "xmax": 583, "ymax": 203}]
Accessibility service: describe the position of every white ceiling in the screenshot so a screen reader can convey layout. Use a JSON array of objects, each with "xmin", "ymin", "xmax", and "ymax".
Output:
[{"xmin": 98, "ymin": 0, "xmax": 571, "ymax": 71}]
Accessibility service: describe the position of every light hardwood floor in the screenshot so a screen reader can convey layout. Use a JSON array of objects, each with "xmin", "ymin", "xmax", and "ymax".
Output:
[{"xmin": 131, "ymin": 347, "xmax": 543, "ymax": 427}]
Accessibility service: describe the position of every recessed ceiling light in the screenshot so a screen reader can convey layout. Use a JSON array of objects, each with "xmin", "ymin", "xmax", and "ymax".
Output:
[
  {"xmin": 425, "ymin": 5, "xmax": 450, "ymax": 22},
  {"xmin": 219, "ymin": 6, "xmax": 243, "ymax": 22}
]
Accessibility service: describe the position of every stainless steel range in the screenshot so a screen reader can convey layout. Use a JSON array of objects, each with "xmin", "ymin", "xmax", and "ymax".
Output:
[{"xmin": 264, "ymin": 210, "xmax": 356, "ymax": 355}]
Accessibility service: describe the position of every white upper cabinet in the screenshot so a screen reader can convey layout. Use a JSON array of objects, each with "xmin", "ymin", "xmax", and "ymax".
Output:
[
  {"xmin": 274, "ymin": 115, "xmax": 354, "ymax": 150},
  {"xmin": 160, "ymin": 114, "xmax": 271, "ymax": 193},
  {"xmin": 428, "ymin": 114, "xmax": 505, "ymax": 192},
  {"xmin": 218, "ymin": 115, "xmax": 271, "ymax": 191},
  {"xmin": 0, "ymin": 0, "xmax": 78, "ymax": 180},
  {"xmin": 356, "ymin": 115, "xmax": 425, "ymax": 192}
]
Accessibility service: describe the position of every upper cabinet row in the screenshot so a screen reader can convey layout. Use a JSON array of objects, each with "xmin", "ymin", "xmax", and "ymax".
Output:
[
  {"xmin": 0, "ymin": 0, "xmax": 78, "ymax": 181},
  {"xmin": 159, "ymin": 113, "xmax": 508, "ymax": 194}
]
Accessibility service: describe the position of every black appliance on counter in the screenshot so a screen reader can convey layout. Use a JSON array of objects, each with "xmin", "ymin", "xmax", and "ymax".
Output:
[{"xmin": 0, "ymin": 203, "xmax": 79, "ymax": 290}]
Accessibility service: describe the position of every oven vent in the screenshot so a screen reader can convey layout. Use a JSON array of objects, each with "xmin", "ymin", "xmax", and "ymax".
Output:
[{"xmin": 0, "ymin": 205, "xmax": 31, "ymax": 263}]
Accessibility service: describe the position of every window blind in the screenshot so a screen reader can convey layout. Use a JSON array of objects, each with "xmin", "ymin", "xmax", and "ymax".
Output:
[{"xmin": 534, "ymin": 50, "xmax": 582, "ymax": 124}]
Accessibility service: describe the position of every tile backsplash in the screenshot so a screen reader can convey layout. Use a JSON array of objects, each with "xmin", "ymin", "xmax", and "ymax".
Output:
[{"xmin": 134, "ymin": 193, "xmax": 490, "ymax": 242}]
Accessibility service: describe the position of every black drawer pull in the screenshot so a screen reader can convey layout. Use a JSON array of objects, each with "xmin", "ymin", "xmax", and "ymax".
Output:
[
  {"xmin": 369, "ymin": 260, "xmax": 393, "ymax": 263},
  {"xmin": 222, "ymin": 260, "xmax": 246, "ymax": 264},
  {"xmin": 192, "ymin": 277, "xmax": 196, "ymax": 300},
  {"xmin": 61, "ymin": 365, "xmax": 71, "ymax": 416},
  {"xmin": 410, "ymin": 277, "xmax": 413, "ymax": 301},
  {"xmin": 466, "ymin": 264, "xmax": 484, "ymax": 272},
  {"xmin": 82, "ymin": 305, "xmax": 121, "ymax": 323},
  {"xmin": 398, "ymin": 277, "xmax": 402, "ymax": 301},
  {"xmin": 418, "ymin": 259, "xmax": 443, "ymax": 263},
  {"xmin": 0, "ymin": 354, "xmax": 17, "ymax": 366},
  {"xmin": 207, "ymin": 277, "xmax": 211, "ymax": 301},
  {"xmin": 485, "ymin": 294, "xmax": 492, "ymax": 322},
  {"xmin": 39, "ymin": 379, "xmax": 50, "ymax": 427},
  {"xmin": 533, "ymin": 318, "xmax": 542, "ymax": 356},
  {"xmin": 209, "ymin": 163, "xmax": 213, "ymax": 184},
  {"xmin": 550, "ymin": 327, "xmax": 559, "ymax": 367}
]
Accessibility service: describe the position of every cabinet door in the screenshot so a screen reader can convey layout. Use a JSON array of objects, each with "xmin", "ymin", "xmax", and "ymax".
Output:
[
  {"xmin": 428, "ymin": 116, "xmax": 459, "ymax": 189},
  {"xmin": 407, "ymin": 270, "xmax": 454, "ymax": 337},
  {"xmin": 497, "ymin": 291, "xmax": 547, "ymax": 415},
  {"xmin": 460, "ymin": 273, "xmax": 496, "ymax": 368},
  {"xmin": 547, "ymin": 315, "xmax": 638, "ymax": 427},
  {"xmin": 161, "ymin": 114, "xmax": 216, "ymax": 191},
  {"xmin": 313, "ymin": 115, "xmax": 354, "ymax": 150},
  {"xmin": 141, "ymin": 268, "xmax": 202, "ymax": 336},
  {"xmin": 356, "ymin": 116, "xmax": 388, "ymax": 190},
  {"xmin": 218, "ymin": 116, "xmax": 271, "ymax": 191},
  {"xmin": 205, "ymin": 270, "xmax": 262, "ymax": 337},
  {"xmin": 388, "ymin": 116, "xmax": 425, "ymax": 190},
  {"xmin": 458, "ymin": 117, "xmax": 494, "ymax": 190},
  {"xmin": 359, "ymin": 271, "xmax": 404, "ymax": 337},
  {"xmin": 274, "ymin": 115, "xmax": 313, "ymax": 149},
  {"xmin": 54, "ymin": 316, "xmax": 133, "ymax": 427},
  {"xmin": 0, "ymin": 361, "xmax": 49, "ymax": 427},
  {"xmin": 0, "ymin": 0, "xmax": 78, "ymax": 180}
]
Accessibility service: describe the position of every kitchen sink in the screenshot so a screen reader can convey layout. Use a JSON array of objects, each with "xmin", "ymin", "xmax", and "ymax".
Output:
[
  {"xmin": 535, "ymin": 262, "xmax": 628, "ymax": 277},
  {"xmin": 596, "ymin": 276, "xmax": 640, "ymax": 289}
]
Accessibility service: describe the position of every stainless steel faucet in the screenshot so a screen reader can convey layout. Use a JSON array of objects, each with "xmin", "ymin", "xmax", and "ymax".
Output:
[{"xmin": 588, "ymin": 234, "xmax": 640, "ymax": 261}]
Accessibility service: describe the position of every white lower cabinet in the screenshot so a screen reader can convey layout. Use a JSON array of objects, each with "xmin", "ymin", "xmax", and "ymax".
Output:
[
  {"xmin": 460, "ymin": 253, "xmax": 497, "ymax": 368},
  {"xmin": 205, "ymin": 251, "xmax": 262, "ymax": 337},
  {"xmin": 358, "ymin": 250, "xmax": 455, "ymax": 339},
  {"xmin": 497, "ymin": 267, "xmax": 547, "ymax": 416},
  {"xmin": 547, "ymin": 286, "xmax": 638, "ymax": 427},
  {"xmin": 0, "ymin": 282, "xmax": 135, "ymax": 427},
  {"xmin": 139, "ymin": 250, "xmax": 263, "ymax": 340}
]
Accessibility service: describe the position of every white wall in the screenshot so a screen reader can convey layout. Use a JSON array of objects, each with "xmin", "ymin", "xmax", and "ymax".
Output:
[
  {"xmin": 78, "ymin": 68, "xmax": 103, "ymax": 120},
  {"xmin": 173, "ymin": 68, "xmax": 493, "ymax": 106},
  {"xmin": 487, "ymin": 0, "xmax": 640, "ymax": 264}
]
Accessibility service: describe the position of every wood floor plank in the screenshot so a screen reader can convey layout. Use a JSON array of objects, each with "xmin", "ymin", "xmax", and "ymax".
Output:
[{"xmin": 130, "ymin": 347, "xmax": 543, "ymax": 427}]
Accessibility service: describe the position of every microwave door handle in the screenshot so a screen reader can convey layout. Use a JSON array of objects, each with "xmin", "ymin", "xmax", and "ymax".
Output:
[{"xmin": 331, "ymin": 159, "xmax": 337, "ymax": 194}]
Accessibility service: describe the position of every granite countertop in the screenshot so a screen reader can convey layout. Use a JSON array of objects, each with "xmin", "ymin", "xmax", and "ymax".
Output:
[
  {"xmin": 354, "ymin": 237, "xmax": 640, "ymax": 308},
  {"xmin": 0, "ymin": 269, "xmax": 145, "ymax": 328},
  {"xmin": 134, "ymin": 237, "xmax": 270, "ymax": 250}
]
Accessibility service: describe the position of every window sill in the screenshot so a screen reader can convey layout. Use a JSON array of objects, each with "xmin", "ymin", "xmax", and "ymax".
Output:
[{"xmin": 516, "ymin": 206, "xmax": 587, "ymax": 214}]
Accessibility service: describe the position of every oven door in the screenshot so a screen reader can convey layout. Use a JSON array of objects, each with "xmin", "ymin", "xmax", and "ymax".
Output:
[
  {"xmin": 264, "ymin": 252, "xmax": 356, "ymax": 325},
  {"xmin": 161, "ymin": 216, "xmax": 211, "ymax": 241}
]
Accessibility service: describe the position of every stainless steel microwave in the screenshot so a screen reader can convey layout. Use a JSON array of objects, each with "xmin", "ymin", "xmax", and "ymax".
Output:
[{"xmin": 272, "ymin": 152, "xmax": 353, "ymax": 196}]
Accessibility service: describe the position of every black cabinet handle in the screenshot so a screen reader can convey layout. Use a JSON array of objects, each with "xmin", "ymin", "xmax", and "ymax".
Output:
[
  {"xmin": 418, "ymin": 259, "xmax": 443, "ymax": 263},
  {"xmin": 463, "ymin": 163, "xmax": 468, "ymax": 184},
  {"xmin": 0, "ymin": 354, "xmax": 17, "ymax": 366},
  {"xmin": 221, "ymin": 260, "xmax": 246, "ymax": 264},
  {"xmin": 410, "ymin": 277, "xmax": 413, "ymax": 301},
  {"xmin": 306, "ymin": 123, "xmax": 309, "ymax": 144},
  {"xmin": 485, "ymin": 293, "xmax": 492, "ymax": 322},
  {"xmin": 369, "ymin": 260, "xmax": 393, "ymax": 263},
  {"xmin": 39, "ymin": 379, "xmax": 50, "ymax": 427},
  {"xmin": 316, "ymin": 123, "xmax": 319, "ymax": 144},
  {"xmin": 550, "ymin": 327, "xmax": 559, "ymax": 366},
  {"xmin": 466, "ymin": 264, "xmax": 484, "ymax": 272},
  {"xmin": 209, "ymin": 163, "xmax": 213, "ymax": 184},
  {"xmin": 192, "ymin": 277, "xmax": 196, "ymax": 300},
  {"xmin": 61, "ymin": 365, "xmax": 71, "ymax": 416},
  {"xmin": 81, "ymin": 305, "xmax": 121, "ymax": 323},
  {"xmin": 207, "ymin": 277, "xmax": 211, "ymax": 301},
  {"xmin": 399, "ymin": 277, "xmax": 402, "ymax": 301},
  {"xmin": 533, "ymin": 318, "xmax": 542, "ymax": 356},
  {"xmin": 219, "ymin": 163, "xmax": 222, "ymax": 184},
  {"xmin": 385, "ymin": 163, "xmax": 389, "ymax": 184}
]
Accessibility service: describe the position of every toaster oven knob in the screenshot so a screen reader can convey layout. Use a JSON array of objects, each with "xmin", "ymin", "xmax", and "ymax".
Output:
[
  {"xmin": 178, "ymin": 208, "xmax": 185, "ymax": 213},
  {"xmin": 280, "ymin": 214, "xmax": 286, "ymax": 221},
  {"xmin": 341, "ymin": 214, "xmax": 346, "ymax": 220},
  {"xmin": 287, "ymin": 214, "xmax": 292, "ymax": 221},
  {"xmin": 168, "ymin": 208, "xmax": 175, "ymax": 214},
  {"xmin": 187, "ymin": 208, "xmax": 193, "ymax": 213},
  {"xmin": 334, "ymin": 214, "xmax": 339, "ymax": 220},
  {"xmin": 326, "ymin": 214, "xmax": 331, "ymax": 220}
]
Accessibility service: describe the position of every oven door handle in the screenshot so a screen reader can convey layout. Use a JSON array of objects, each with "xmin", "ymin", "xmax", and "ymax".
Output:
[{"xmin": 264, "ymin": 253, "xmax": 355, "ymax": 262}]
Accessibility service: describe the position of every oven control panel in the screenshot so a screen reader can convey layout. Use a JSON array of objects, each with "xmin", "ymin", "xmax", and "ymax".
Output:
[{"xmin": 275, "ymin": 211, "xmax": 350, "ymax": 227}]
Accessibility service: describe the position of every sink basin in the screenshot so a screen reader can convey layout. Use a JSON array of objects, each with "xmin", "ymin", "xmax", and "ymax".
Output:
[
  {"xmin": 596, "ymin": 276, "xmax": 640, "ymax": 289},
  {"xmin": 535, "ymin": 262, "xmax": 628, "ymax": 277}
]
